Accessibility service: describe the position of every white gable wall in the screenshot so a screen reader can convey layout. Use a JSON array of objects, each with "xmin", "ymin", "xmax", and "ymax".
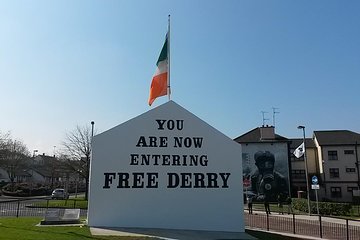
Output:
[{"xmin": 88, "ymin": 101, "xmax": 244, "ymax": 232}]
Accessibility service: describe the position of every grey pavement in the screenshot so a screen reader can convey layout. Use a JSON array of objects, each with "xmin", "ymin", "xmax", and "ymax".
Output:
[
  {"xmin": 90, "ymin": 225, "xmax": 330, "ymax": 240},
  {"xmin": 246, "ymin": 228, "xmax": 326, "ymax": 240},
  {"xmin": 90, "ymin": 227, "xmax": 256, "ymax": 240}
]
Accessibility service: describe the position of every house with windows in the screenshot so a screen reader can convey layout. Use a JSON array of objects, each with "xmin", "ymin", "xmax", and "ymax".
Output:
[
  {"xmin": 234, "ymin": 125, "xmax": 291, "ymax": 201},
  {"xmin": 313, "ymin": 130, "xmax": 360, "ymax": 202},
  {"xmin": 235, "ymin": 126, "xmax": 360, "ymax": 203},
  {"xmin": 0, "ymin": 167, "xmax": 9, "ymax": 183}
]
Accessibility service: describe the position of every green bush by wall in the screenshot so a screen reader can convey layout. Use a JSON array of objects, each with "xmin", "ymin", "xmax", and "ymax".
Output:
[{"xmin": 292, "ymin": 198, "xmax": 351, "ymax": 216}]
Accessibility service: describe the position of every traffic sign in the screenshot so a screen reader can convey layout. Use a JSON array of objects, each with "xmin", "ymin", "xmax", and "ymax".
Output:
[
  {"xmin": 312, "ymin": 176, "xmax": 318, "ymax": 185},
  {"xmin": 311, "ymin": 184, "xmax": 320, "ymax": 190},
  {"xmin": 243, "ymin": 179, "xmax": 251, "ymax": 187}
]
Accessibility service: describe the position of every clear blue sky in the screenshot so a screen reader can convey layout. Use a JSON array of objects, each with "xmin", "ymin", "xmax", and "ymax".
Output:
[{"xmin": 1, "ymin": 0, "xmax": 360, "ymax": 155}]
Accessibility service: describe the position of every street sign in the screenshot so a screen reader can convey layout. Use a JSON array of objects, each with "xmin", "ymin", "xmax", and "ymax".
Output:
[
  {"xmin": 243, "ymin": 179, "xmax": 251, "ymax": 188},
  {"xmin": 311, "ymin": 184, "xmax": 320, "ymax": 190},
  {"xmin": 312, "ymin": 176, "xmax": 318, "ymax": 185}
]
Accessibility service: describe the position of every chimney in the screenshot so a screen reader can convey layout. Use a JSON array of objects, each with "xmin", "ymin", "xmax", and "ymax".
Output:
[{"xmin": 260, "ymin": 125, "xmax": 275, "ymax": 140}]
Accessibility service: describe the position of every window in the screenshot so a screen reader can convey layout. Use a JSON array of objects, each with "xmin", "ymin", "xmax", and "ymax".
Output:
[
  {"xmin": 291, "ymin": 170, "xmax": 306, "ymax": 179},
  {"xmin": 344, "ymin": 150, "xmax": 354, "ymax": 155},
  {"xmin": 346, "ymin": 168, "xmax": 356, "ymax": 173},
  {"xmin": 329, "ymin": 168, "xmax": 339, "ymax": 178},
  {"xmin": 328, "ymin": 151, "xmax": 338, "ymax": 160},
  {"xmin": 347, "ymin": 187, "xmax": 359, "ymax": 192},
  {"xmin": 331, "ymin": 187, "xmax": 342, "ymax": 198}
]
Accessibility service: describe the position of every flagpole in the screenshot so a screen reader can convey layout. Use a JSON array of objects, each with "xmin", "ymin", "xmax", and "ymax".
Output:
[
  {"xmin": 167, "ymin": 14, "xmax": 171, "ymax": 101},
  {"xmin": 298, "ymin": 125, "xmax": 311, "ymax": 215}
]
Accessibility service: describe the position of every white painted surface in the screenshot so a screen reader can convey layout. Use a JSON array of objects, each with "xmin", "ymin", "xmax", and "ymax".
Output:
[{"xmin": 88, "ymin": 101, "xmax": 244, "ymax": 232}]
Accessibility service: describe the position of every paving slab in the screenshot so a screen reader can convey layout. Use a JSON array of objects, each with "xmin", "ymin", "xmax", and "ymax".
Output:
[{"xmin": 90, "ymin": 227, "xmax": 256, "ymax": 240}]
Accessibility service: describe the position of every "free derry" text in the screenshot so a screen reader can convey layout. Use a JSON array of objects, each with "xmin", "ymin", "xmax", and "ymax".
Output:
[
  {"xmin": 103, "ymin": 172, "xmax": 230, "ymax": 188},
  {"xmin": 102, "ymin": 119, "xmax": 232, "ymax": 189}
]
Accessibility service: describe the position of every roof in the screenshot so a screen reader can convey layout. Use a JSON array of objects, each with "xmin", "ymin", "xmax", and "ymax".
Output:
[
  {"xmin": 14, "ymin": 169, "xmax": 31, "ymax": 177},
  {"xmin": 234, "ymin": 127, "xmax": 288, "ymax": 143},
  {"xmin": 314, "ymin": 130, "xmax": 360, "ymax": 146},
  {"xmin": 289, "ymin": 138, "xmax": 316, "ymax": 149},
  {"xmin": 35, "ymin": 155, "xmax": 56, "ymax": 162}
]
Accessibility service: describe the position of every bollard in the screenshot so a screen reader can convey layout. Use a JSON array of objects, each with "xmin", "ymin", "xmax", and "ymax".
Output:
[
  {"xmin": 16, "ymin": 200, "xmax": 20, "ymax": 218},
  {"xmin": 293, "ymin": 214, "xmax": 296, "ymax": 234},
  {"xmin": 319, "ymin": 215, "xmax": 322, "ymax": 238}
]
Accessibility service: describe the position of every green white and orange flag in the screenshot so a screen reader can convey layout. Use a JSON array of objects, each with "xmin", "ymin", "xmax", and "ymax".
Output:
[{"xmin": 148, "ymin": 33, "xmax": 169, "ymax": 106}]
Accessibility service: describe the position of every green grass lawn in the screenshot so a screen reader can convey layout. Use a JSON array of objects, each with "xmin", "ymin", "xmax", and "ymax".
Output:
[
  {"xmin": 31, "ymin": 199, "xmax": 88, "ymax": 209},
  {"xmin": 0, "ymin": 217, "xmax": 159, "ymax": 240},
  {"xmin": 0, "ymin": 216, "xmax": 325, "ymax": 240},
  {"xmin": 250, "ymin": 203, "xmax": 301, "ymax": 214}
]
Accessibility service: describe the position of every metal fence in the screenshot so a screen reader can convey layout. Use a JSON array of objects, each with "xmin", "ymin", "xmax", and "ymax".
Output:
[
  {"xmin": 1, "ymin": 198, "xmax": 360, "ymax": 240},
  {"xmin": 0, "ymin": 197, "xmax": 87, "ymax": 218},
  {"xmin": 245, "ymin": 212, "xmax": 360, "ymax": 240}
]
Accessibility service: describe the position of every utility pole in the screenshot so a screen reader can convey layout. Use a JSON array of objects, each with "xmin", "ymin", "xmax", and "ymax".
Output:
[{"xmin": 355, "ymin": 142, "xmax": 360, "ymax": 189}]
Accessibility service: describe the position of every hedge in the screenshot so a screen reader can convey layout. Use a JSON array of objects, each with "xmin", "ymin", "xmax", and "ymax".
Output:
[
  {"xmin": 2, "ymin": 183, "xmax": 52, "ymax": 197},
  {"xmin": 292, "ymin": 198, "xmax": 351, "ymax": 216}
]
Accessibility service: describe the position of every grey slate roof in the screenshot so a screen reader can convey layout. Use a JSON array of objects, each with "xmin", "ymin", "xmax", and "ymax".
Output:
[
  {"xmin": 289, "ymin": 138, "xmax": 316, "ymax": 149},
  {"xmin": 314, "ymin": 130, "xmax": 360, "ymax": 146},
  {"xmin": 234, "ymin": 127, "xmax": 288, "ymax": 143}
]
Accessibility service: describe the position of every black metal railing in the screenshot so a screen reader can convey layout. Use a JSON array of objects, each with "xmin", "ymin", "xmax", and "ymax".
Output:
[
  {"xmin": 0, "ymin": 197, "xmax": 87, "ymax": 217},
  {"xmin": 245, "ymin": 212, "xmax": 360, "ymax": 240},
  {"xmin": 1, "ymin": 198, "xmax": 360, "ymax": 239}
]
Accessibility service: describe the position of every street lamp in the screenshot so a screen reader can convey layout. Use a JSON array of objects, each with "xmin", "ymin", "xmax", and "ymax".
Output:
[
  {"xmin": 298, "ymin": 125, "xmax": 311, "ymax": 215},
  {"xmin": 53, "ymin": 146, "xmax": 56, "ymax": 157},
  {"xmin": 31, "ymin": 149, "xmax": 38, "ymax": 196},
  {"xmin": 91, "ymin": 121, "xmax": 95, "ymax": 140},
  {"xmin": 32, "ymin": 149, "xmax": 38, "ymax": 177}
]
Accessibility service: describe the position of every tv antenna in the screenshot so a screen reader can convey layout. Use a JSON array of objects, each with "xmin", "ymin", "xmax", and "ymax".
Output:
[
  {"xmin": 261, "ymin": 111, "xmax": 270, "ymax": 126},
  {"xmin": 272, "ymin": 107, "xmax": 280, "ymax": 128}
]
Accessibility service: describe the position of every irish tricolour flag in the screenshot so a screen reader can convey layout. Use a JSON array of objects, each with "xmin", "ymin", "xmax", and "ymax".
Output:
[{"xmin": 148, "ymin": 34, "xmax": 168, "ymax": 106}]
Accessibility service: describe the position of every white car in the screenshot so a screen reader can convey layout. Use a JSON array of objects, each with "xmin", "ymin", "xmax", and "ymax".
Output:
[{"xmin": 51, "ymin": 188, "xmax": 69, "ymax": 200}]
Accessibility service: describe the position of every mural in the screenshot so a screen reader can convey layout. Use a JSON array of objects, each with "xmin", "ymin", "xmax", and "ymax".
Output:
[{"xmin": 243, "ymin": 144, "xmax": 290, "ymax": 202}]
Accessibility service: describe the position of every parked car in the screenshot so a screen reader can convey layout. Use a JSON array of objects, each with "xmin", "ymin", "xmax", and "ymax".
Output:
[{"xmin": 51, "ymin": 188, "xmax": 69, "ymax": 200}]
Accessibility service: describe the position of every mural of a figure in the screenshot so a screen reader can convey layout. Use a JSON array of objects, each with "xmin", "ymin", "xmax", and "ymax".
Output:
[{"xmin": 251, "ymin": 151, "xmax": 288, "ymax": 202}]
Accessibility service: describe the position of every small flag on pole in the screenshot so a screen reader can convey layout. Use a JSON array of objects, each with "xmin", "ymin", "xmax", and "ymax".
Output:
[
  {"xmin": 293, "ymin": 142, "xmax": 305, "ymax": 158},
  {"xmin": 148, "ymin": 34, "xmax": 169, "ymax": 106}
]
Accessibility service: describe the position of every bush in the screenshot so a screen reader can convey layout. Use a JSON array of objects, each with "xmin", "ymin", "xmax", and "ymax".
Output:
[
  {"xmin": 293, "ymin": 198, "xmax": 351, "ymax": 216},
  {"xmin": 2, "ymin": 183, "xmax": 52, "ymax": 197}
]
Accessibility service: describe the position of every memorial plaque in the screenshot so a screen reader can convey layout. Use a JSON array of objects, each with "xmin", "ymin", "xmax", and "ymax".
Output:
[
  {"xmin": 62, "ymin": 209, "xmax": 80, "ymax": 221},
  {"xmin": 44, "ymin": 209, "xmax": 60, "ymax": 221}
]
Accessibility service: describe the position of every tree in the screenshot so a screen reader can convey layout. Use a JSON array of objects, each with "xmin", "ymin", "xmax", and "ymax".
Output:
[
  {"xmin": 0, "ymin": 138, "xmax": 30, "ymax": 185},
  {"xmin": 62, "ymin": 124, "xmax": 94, "ymax": 200},
  {"xmin": 0, "ymin": 131, "xmax": 10, "ymax": 149}
]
